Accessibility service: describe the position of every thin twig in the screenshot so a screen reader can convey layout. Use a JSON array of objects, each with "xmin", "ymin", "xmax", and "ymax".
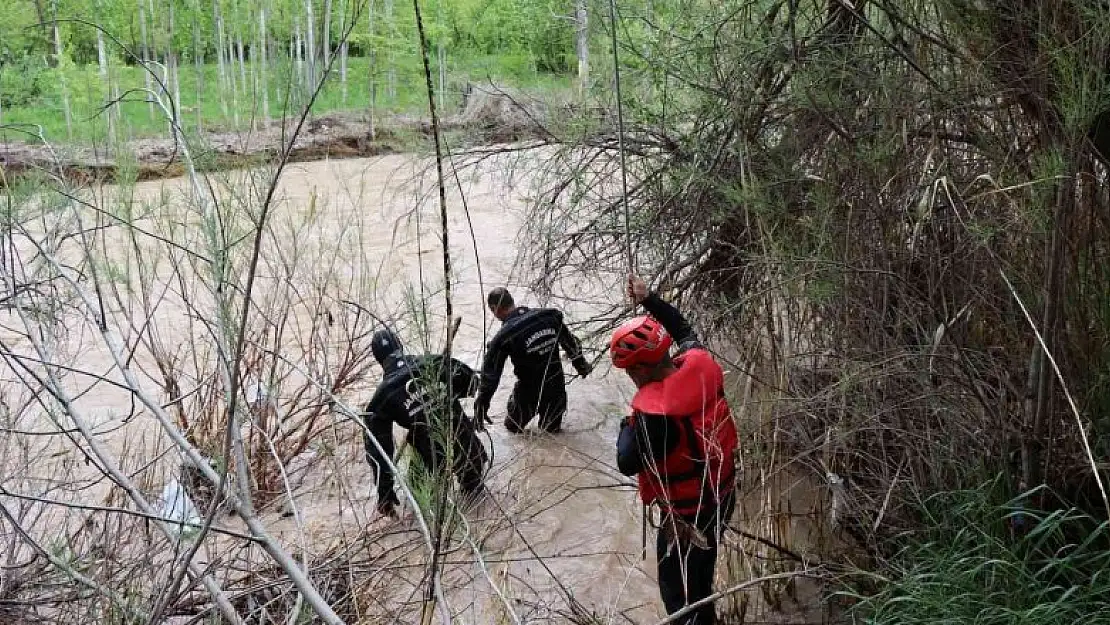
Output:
[
  {"xmin": 649, "ymin": 569, "xmax": 823, "ymax": 625},
  {"xmin": 607, "ymin": 0, "xmax": 635, "ymax": 274}
]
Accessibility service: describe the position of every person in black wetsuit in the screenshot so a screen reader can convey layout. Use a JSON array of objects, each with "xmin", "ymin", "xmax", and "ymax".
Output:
[
  {"xmin": 362, "ymin": 328, "xmax": 488, "ymax": 516},
  {"xmin": 473, "ymin": 288, "xmax": 593, "ymax": 434}
]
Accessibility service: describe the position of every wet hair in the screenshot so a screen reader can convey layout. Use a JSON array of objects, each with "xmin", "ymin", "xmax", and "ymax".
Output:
[{"xmin": 487, "ymin": 287, "xmax": 514, "ymax": 310}]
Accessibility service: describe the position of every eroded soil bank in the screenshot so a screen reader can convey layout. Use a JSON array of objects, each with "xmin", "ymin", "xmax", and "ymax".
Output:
[{"xmin": 0, "ymin": 87, "xmax": 554, "ymax": 186}]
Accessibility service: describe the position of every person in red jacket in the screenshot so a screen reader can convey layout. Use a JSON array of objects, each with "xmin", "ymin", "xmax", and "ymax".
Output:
[{"xmin": 613, "ymin": 275, "xmax": 739, "ymax": 625}]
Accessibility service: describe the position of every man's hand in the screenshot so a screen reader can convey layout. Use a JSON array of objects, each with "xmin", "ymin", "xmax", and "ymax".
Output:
[
  {"xmin": 627, "ymin": 274, "xmax": 649, "ymax": 305},
  {"xmin": 376, "ymin": 497, "xmax": 397, "ymax": 518},
  {"xmin": 575, "ymin": 359, "xmax": 594, "ymax": 378}
]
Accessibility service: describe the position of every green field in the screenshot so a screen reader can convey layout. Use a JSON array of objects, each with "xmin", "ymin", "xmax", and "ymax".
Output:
[
  {"xmin": 0, "ymin": 0, "xmax": 583, "ymax": 146},
  {"xmin": 0, "ymin": 52, "xmax": 574, "ymax": 146}
]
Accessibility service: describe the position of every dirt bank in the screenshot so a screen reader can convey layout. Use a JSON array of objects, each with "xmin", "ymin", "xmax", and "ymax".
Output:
[{"xmin": 0, "ymin": 86, "xmax": 554, "ymax": 186}]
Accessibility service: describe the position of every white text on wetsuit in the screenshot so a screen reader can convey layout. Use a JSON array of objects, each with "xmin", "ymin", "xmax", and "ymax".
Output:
[
  {"xmin": 403, "ymin": 379, "xmax": 428, "ymax": 417},
  {"xmin": 525, "ymin": 328, "xmax": 558, "ymax": 354},
  {"xmin": 403, "ymin": 378, "xmax": 451, "ymax": 417}
]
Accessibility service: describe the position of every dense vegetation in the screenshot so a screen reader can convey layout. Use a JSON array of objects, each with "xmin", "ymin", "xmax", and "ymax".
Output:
[
  {"xmin": 843, "ymin": 480, "xmax": 1110, "ymax": 625},
  {"xmin": 0, "ymin": 0, "xmax": 583, "ymax": 141},
  {"xmin": 516, "ymin": 0, "xmax": 1110, "ymax": 620}
]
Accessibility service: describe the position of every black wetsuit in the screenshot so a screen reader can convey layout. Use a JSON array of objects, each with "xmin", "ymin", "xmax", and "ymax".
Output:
[
  {"xmin": 362, "ymin": 354, "xmax": 487, "ymax": 507},
  {"xmin": 475, "ymin": 307, "xmax": 591, "ymax": 433}
]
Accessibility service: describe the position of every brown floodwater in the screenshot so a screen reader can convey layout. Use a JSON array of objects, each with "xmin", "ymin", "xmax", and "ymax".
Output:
[{"xmin": 1, "ymin": 151, "xmax": 830, "ymax": 624}]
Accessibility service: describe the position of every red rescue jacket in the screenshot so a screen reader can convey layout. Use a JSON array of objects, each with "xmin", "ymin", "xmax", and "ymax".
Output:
[{"xmin": 629, "ymin": 347, "xmax": 738, "ymax": 517}]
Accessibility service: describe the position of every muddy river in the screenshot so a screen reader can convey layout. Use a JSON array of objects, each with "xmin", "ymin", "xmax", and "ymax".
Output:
[{"xmin": 269, "ymin": 152, "xmax": 661, "ymax": 623}]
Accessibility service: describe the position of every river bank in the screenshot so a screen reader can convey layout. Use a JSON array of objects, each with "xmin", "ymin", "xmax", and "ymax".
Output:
[{"xmin": 0, "ymin": 86, "xmax": 554, "ymax": 186}]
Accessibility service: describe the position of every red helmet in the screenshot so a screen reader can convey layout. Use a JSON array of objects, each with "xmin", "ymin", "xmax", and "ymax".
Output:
[{"xmin": 610, "ymin": 316, "xmax": 672, "ymax": 369}]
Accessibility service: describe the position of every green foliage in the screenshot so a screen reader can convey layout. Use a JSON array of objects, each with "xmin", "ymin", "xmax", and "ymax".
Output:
[
  {"xmin": 0, "ymin": 2, "xmax": 48, "ymax": 59},
  {"xmin": 1073, "ymin": 247, "xmax": 1110, "ymax": 459},
  {"xmin": 0, "ymin": 0, "xmax": 583, "ymax": 73},
  {"xmin": 1045, "ymin": 9, "xmax": 1110, "ymax": 138},
  {"xmin": 0, "ymin": 53, "xmax": 569, "ymax": 143},
  {"xmin": 843, "ymin": 480, "xmax": 1110, "ymax": 625},
  {"xmin": 0, "ymin": 55, "xmax": 52, "ymax": 108},
  {"xmin": 0, "ymin": 0, "xmax": 584, "ymax": 141}
]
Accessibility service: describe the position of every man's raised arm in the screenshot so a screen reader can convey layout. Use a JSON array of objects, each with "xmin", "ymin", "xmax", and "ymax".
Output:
[{"xmin": 628, "ymin": 275, "xmax": 702, "ymax": 351}]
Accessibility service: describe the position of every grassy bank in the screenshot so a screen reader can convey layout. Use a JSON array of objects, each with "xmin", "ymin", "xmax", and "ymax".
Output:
[
  {"xmin": 0, "ymin": 52, "xmax": 573, "ymax": 146},
  {"xmin": 842, "ymin": 479, "xmax": 1110, "ymax": 624}
]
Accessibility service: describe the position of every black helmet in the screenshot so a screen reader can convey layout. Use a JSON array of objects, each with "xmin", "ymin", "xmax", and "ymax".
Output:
[{"xmin": 371, "ymin": 328, "xmax": 404, "ymax": 366}]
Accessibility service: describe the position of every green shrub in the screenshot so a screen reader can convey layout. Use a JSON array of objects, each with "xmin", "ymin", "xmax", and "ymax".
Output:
[{"xmin": 0, "ymin": 53, "xmax": 50, "ymax": 108}]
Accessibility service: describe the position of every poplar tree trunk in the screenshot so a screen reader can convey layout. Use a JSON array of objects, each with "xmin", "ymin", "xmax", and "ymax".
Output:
[
  {"xmin": 436, "ymin": 3, "xmax": 445, "ymax": 110},
  {"xmin": 386, "ymin": 0, "xmax": 395, "ymax": 100},
  {"xmin": 194, "ymin": 2, "xmax": 204, "ymax": 132},
  {"xmin": 96, "ymin": 30, "xmax": 109, "ymax": 80},
  {"xmin": 147, "ymin": 0, "xmax": 158, "ymax": 65},
  {"xmin": 169, "ymin": 1, "xmax": 181, "ymax": 116},
  {"xmin": 32, "ymin": 0, "xmax": 48, "ymax": 37},
  {"xmin": 289, "ymin": 33, "xmax": 297, "ymax": 95},
  {"xmin": 295, "ymin": 19, "xmax": 305, "ymax": 95},
  {"xmin": 95, "ymin": 0, "xmax": 117, "ymax": 145},
  {"xmin": 52, "ymin": 1, "xmax": 73, "ymax": 140},
  {"xmin": 323, "ymin": 0, "xmax": 332, "ymax": 66},
  {"xmin": 139, "ymin": 0, "xmax": 155, "ymax": 119},
  {"xmin": 368, "ymin": 0, "xmax": 377, "ymax": 138},
  {"xmin": 229, "ymin": 37, "xmax": 240, "ymax": 127},
  {"xmin": 259, "ymin": 6, "xmax": 269, "ymax": 122},
  {"xmin": 214, "ymin": 0, "xmax": 230, "ymax": 120},
  {"xmin": 305, "ymin": 0, "xmax": 317, "ymax": 87},
  {"xmin": 237, "ymin": 36, "xmax": 247, "ymax": 95},
  {"xmin": 236, "ymin": 35, "xmax": 249, "ymax": 127},
  {"xmin": 337, "ymin": 1, "xmax": 347, "ymax": 104},
  {"xmin": 437, "ymin": 42, "xmax": 446, "ymax": 112},
  {"xmin": 576, "ymin": 0, "xmax": 589, "ymax": 95}
]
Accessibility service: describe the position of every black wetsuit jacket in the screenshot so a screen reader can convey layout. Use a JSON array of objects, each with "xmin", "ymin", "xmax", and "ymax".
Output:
[
  {"xmin": 362, "ymin": 354, "xmax": 480, "ymax": 504},
  {"xmin": 474, "ymin": 307, "xmax": 590, "ymax": 410}
]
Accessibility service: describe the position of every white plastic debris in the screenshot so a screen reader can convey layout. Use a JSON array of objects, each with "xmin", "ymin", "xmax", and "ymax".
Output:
[
  {"xmin": 246, "ymin": 382, "xmax": 267, "ymax": 406},
  {"xmin": 827, "ymin": 472, "xmax": 846, "ymax": 530},
  {"xmin": 160, "ymin": 478, "xmax": 201, "ymax": 536}
]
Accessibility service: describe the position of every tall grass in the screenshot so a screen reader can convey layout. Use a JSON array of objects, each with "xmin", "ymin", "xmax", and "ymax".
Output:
[{"xmin": 843, "ymin": 478, "xmax": 1110, "ymax": 625}]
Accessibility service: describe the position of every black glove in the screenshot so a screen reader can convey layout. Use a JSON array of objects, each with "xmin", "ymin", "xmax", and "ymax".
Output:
[
  {"xmin": 473, "ymin": 401, "xmax": 492, "ymax": 431},
  {"xmin": 376, "ymin": 494, "xmax": 398, "ymax": 518},
  {"xmin": 574, "ymin": 359, "xmax": 594, "ymax": 378}
]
